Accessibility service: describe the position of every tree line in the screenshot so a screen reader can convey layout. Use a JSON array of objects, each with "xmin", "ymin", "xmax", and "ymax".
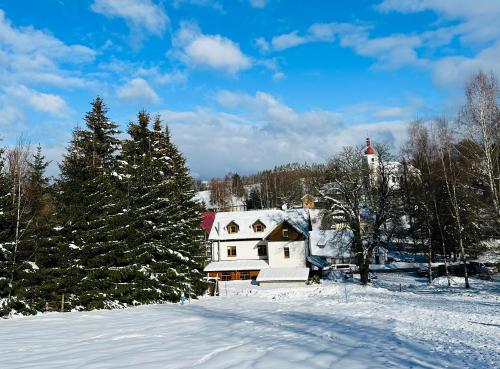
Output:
[
  {"xmin": 197, "ymin": 163, "xmax": 323, "ymax": 211},
  {"xmin": 0, "ymin": 97, "xmax": 206, "ymax": 317}
]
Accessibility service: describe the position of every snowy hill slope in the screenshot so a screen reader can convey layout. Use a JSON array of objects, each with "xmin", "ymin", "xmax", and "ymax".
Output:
[{"xmin": 1, "ymin": 275, "xmax": 499, "ymax": 369}]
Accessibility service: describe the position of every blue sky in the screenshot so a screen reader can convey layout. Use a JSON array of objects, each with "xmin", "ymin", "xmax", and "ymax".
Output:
[{"xmin": 1, "ymin": 0, "xmax": 499, "ymax": 178}]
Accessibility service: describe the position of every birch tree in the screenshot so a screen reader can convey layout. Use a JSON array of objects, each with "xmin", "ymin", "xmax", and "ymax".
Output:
[
  {"xmin": 461, "ymin": 71, "xmax": 500, "ymax": 231},
  {"xmin": 6, "ymin": 139, "xmax": 31, "ymax": 300},
  {"xmin": 437, "ymin": 123, "xmax": 472, "ymax": 288}
]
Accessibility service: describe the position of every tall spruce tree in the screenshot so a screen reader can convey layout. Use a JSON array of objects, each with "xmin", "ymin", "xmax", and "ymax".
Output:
[
  {"xmin": 117, "ymin": 113, "xmax": 206, "ymax": 304},
  {"xmin": 57, "ymin": 97, "xmax": 123, "ymax": 310},
  {"xmin": 149, "ymin": 116, "xmax": 207, "ymax": 298}
]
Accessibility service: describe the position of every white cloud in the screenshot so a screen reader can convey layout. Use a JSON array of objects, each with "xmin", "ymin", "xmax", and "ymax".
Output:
[
  {"xmin": 373, "ymin": 106, "xmax": 412, "ymax": 119},
  {"xmin": 117, "ymin": 78, "xmax": 160, "ymax": 103},
  {"xmin": 264, "ymin": 23, "xmax": 423, "ymax": 68},
  {"xmin": 0, "ymin": 106, "xmax": 25, "ymax": 128},
  {"xmin": 0, "ymin": 11, "xmax": 95, "ymax": 62},
  {"xmin": 249, "ymin": 0, "xmax": 270, "ymax": 9},
  {"xmin": 271, "ymin": 31, "xmax": 307, "ymax": 51},
  {"xmin": 172, "ymin": 22, "xmax": 251, "ymax": 74},
  {"xmin": 431, "ymin": 41, "xmax": 500, "ymax": 88},
  {"xmin": 0, "ymin": 9, "xmax": 96, "ymax": 90},
  {"xmin": 264, "ymin": 23, "xmax": 360, "ymax": 52},
  {"xmin": 136, "ymin": 67, "xmax": 188, "ymax": 84},
  {"xmin": 216, "ymin": 90, "xmax": 300, "ymax": 124},
  {"xmin": 91, "ymin": 0, "xmax": 168, "ymax": 37},
  {"xmin": 260, "ymin": 11, "xmax": 500, "ymax": 86},
  {"xmin": 255, "ymin": 37, "xmax": 270, "ymax": 53},
  {"xmin": 5, "ymin": 85, "xmax": 69, "ymax": 117},
  {"xmin": 272, "ymin": 71, "xmax": 285, "ymax": 80},
  {"xmin": 377, "ymin": 0, "xmax": 500, "ymax": 43},
  {"xmin": 341, "ymin": 33, "xmax": 424, "ymax": 68},
  {"xmin": 375, "ymin": 0, "xmax": 500, "ymax": 83},
  {"xmin": 158, "ymin": 92, "xmax": 411, "ymax": 178},
  {"xmin": 173, "ymin": 0, "xmax": 223, "ymax": 10}
]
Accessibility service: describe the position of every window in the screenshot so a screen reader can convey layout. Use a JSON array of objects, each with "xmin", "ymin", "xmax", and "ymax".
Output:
[
  {"xmin": 254, "ymin": 224, "xmax": 264, "ymax": 232},
  {"xmin": 257, "ymin": 245, "xmax": 267, "ymax": 257},
  {"xmin": 284, "ymin": 247, "xmax": 290, "ymax": 259},
  {"xmin": 282, "ymin": 228, "xmax": 289, "ymax": 239},
  {"xmin": 227, "ymin": 246, "xmax": 237, "ymax": 257},
  {"xmin": 252, "ymin": 220, "xmax": 266, "ymax": 233},
  {"xmin": 227, "ymin": 223, "xmax": 239, "ymax": 234},
  {"xmin": 239, "ymin": 271, "xmax": 250, "ymax": 280},
  {"xmin": 222, "ymin": 272, "xmax": 232, "ymax": 281}
]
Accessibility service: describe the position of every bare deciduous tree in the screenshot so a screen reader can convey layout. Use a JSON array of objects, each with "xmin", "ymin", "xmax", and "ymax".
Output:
[
  {"xmin": 6, "ymin": 138, "xmax": 31, "ymax": 299},
  {"xmin": 461, "ymin": 71, "xmax": 500, "ymax": 230},
  {"xmin": 319, "ymin": 144, "xmax": 400, "ymax": 284}
]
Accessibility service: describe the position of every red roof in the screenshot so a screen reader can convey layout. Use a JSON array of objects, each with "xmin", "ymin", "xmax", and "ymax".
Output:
[
  {"xmin": 201, "ymin": 211, "xmax": 216, "ymax": 234},
  {"xmin": 365, "ymin": 138, "xmax": 375, "ymax": 155}
]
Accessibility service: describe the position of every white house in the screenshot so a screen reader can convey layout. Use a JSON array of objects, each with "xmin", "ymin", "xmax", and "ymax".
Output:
[{"xmin": 204, "ymin": 209, "xmax": 310, "ymax": 281}]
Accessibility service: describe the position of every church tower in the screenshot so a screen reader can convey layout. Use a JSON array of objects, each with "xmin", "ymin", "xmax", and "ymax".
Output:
[{"xmin": 363, "ymin": 137, "xmax": 378, "ymax": 171}]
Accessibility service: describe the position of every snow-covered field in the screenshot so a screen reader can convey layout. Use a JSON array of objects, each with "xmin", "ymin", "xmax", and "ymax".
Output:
[{"xmin": 1, "ymin": 274, "xmax": 499, "ymax": 369}]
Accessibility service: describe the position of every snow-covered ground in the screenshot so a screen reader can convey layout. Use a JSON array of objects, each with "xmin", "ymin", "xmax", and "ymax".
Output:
[{"xmin": 1, "ymin": 274, "xmax": 499, "ymax": 369}]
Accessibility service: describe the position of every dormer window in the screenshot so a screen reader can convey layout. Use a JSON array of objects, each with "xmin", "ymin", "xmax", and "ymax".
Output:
[
  {"xmin": 227, "ymin": 221, "xmax": 239, "ymax": 234},
  {"xmin": 252, "ymin": 220, "xmax": 266, "ymax": 233}
]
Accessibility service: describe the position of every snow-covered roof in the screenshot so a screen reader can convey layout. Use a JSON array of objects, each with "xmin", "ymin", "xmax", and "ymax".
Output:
[
  {"xmin": 208, "ymin": 208, "xmax": 310, "ymax": 241},
  {"xmin": 256, "ymin": 268, "xmax": 309, "ymax": 282},
  {"xmin": 204, "ymin": 260, "xmax": 270, "ymax": 272},
  {"xmin": 308, "ymin": 209, "xmax": 352, "ymax": 258}
]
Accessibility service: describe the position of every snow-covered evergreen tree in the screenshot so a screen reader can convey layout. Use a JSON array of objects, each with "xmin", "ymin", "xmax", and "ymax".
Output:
[
  {"xmin": 57, "ymin": 97, "xmax": 123, "ymax": 310},
  {"xmin": 146, "ymin": 116, "xmax": 206, "ymax": 299},
  {"xmin": 116, "ymin": 113, "xmax": 206, "ymax": 304}
]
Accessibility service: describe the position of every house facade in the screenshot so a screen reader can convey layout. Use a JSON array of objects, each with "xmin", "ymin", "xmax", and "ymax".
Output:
[{"xmin": 205, "ymin": 209, "xmax": 310, "ymax": 281}]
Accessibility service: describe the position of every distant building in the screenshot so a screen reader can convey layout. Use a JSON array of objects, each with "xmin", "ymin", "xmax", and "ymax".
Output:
[{"xmin": 301, "ymin": 194, "xmax": 316, "ymax": 209}]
